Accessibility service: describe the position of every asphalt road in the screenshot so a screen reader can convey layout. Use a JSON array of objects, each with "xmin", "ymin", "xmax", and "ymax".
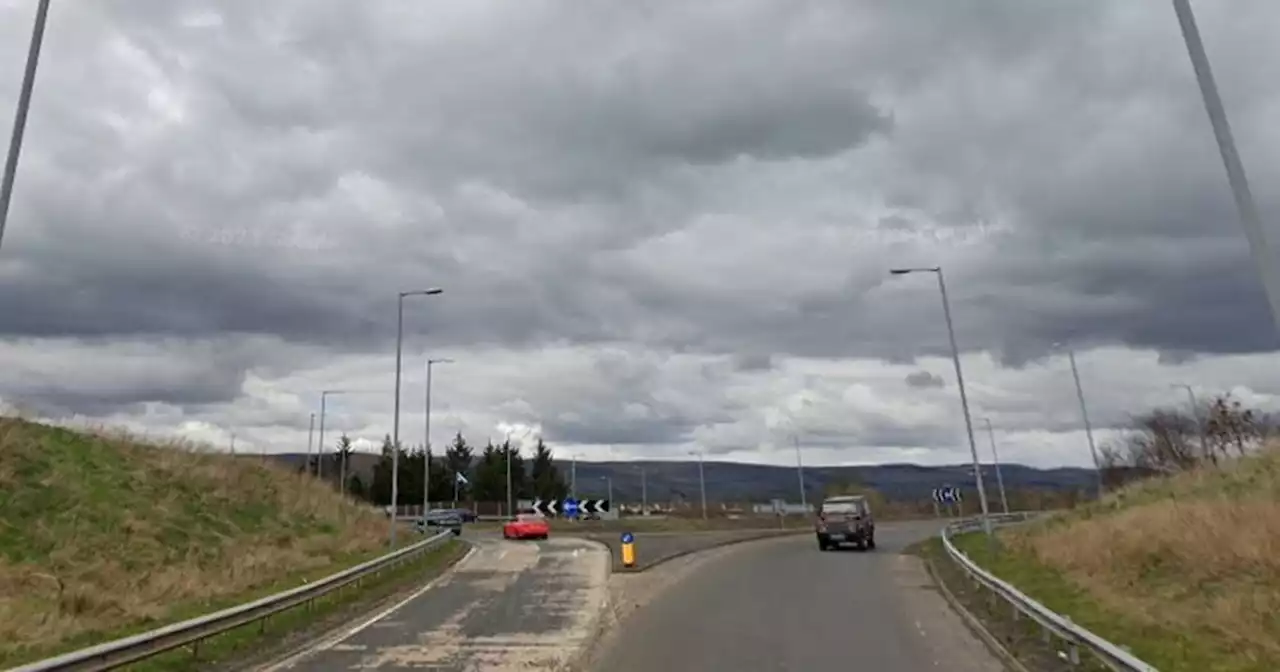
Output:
[
  {"xmin": 587, "ymin": 520, "xmax": 1006, "ymax": 672},
  {"xmin": 260, "ymin": 535, "xmax": 609, "ymax": 671},
  {"xmin": 577, "ymin": 529, "xmax": 803, "ymax": 571}
]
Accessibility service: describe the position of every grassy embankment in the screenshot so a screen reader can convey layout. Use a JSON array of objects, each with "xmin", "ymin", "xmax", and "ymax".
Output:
[
  {"xmin": 933, "ymin": 445, "xmax": 1280, "ymax": 672},
  {"xmin": 0, "ymin": 417, "xmax": 465, "ymax": 670}
]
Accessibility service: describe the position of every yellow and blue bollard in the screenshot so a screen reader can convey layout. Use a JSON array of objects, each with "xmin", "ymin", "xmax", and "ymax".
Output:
[{"xmin": 620, "ymin": 531, "xmax": 636, "ymax": 569}]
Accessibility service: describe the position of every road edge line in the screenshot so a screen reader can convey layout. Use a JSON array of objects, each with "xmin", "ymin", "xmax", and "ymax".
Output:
[
  {"xmin": 634, "ymin": 529, "xmax": 806, "ymax": 572},
  {"xmin": 923, "ymin": 557, "xmax": 1031, "ymax": 672}
]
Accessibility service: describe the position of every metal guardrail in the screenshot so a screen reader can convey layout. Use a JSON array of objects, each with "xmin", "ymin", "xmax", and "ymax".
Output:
[
  {"xmin": 941, "ymin": 512, "xmax": 1159, "ymax": 671},
  {"xmin": 9, "ymin": 530, "xmax": 456, "ymax": 672}
]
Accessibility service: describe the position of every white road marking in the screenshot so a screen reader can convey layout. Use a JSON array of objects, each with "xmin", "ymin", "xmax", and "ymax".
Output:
[{"xmin": 254, "ymin": 544, "xmax": 479, "ymax": 672}]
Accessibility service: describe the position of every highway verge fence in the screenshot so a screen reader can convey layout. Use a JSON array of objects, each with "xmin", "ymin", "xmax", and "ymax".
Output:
[
  {"xmin": 9, "ymin": 530, "xmax": 456, "ymax": 672},
  {"xmin": 942, "ymin": 512, "xmax": 1158, "ymax": 671}
]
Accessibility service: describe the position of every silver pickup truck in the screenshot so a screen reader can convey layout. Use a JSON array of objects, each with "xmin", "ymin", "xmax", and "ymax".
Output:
[{"xmin": 814, "ymin": 495, "xmax": 876, "ymax": 551}]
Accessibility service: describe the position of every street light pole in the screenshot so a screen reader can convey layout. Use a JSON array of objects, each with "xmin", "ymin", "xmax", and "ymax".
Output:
[
  {"xmin": 1172, "ymin": 0, "xmax": 1280, "ymax": 338},
  {"xmin": 504, "ymin": 431, "xmax": 514, "ymax": 517},
  {"xmin": 0, "ymin": 0, "xmax": 52, "ymax": 252},
  {"xmin": 1173, "ymin": 383, "xmax": 1210, "ymax": 459},
  {"xmin": 424, "ymin": 358, "xmax": 454, "ymax": 517},
  {"xmin": 689, "ymin": 450, "xmax": 707, "ymax": 519},
  {"xmin": 982, "ymin": 418, "xmax": 1009, "ymax": 514},
  {"xmin": 792, "ymin": 434, "xmax": 807, "ymax": 512},
  {"xmin": 305, "ymin": 413, "xmax": 315, "ymax": 475},
  {"xmin": 1066, "ymin": 349, "xmax": 1104, "ymax": 498},
  {"xmin": 890, "ymin": 267, "xmax": 992, "ymax": 537},
  {"xmin": 639, "ymin": 465, "xmax": 648, "ymax": 515},
  {"xmin": 570, "ymin": 453, "xmax": 579, "ymax": 500},
  {"xmin": 390, "ymin": 287, "xmax": 443, "ymax": 549}
]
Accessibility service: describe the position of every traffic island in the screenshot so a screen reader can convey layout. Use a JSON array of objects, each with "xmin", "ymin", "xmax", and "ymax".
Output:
[{"xmin": 576, "ymin": 528, "xmax": 806, "ymax": 572}]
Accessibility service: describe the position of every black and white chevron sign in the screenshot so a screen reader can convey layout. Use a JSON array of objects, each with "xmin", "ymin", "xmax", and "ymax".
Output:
[
  {"xmin": 532, "ymin": 499, "xmax": 559, "ymax": 516},
  {"xmin": 580, "ymin": 499, "xmax": 610, "ymax": 514},
  {"xmin": 932, "ymin": 486, "xmax": 962, "ymax": 503}
]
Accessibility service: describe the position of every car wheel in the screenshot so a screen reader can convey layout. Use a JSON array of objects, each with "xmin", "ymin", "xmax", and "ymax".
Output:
[{"xmin": 867, "ymin": 536, "xmax": 876, "ymax": 550}]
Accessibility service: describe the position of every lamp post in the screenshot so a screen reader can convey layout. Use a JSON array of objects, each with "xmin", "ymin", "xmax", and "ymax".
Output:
[
  {"xmin": 982, "ymin": 418, "xmax": 1009, "ymax": 514},
  {"xmin": 390, "ymin": 287, "xmax": 443, "ymax": 549},
  {"xmin": 1060, "ymin": 346, "xmax": 1103, "ymax": 498},
  {"xmin": 1172, "ymin": 0, "xmax": 1280, "ymax": 338},
  {"xmin": 601, "ymin": 475, "xmax": 614, "ymax": 515},
  {"xmin": 889, "ymin": 267, "xmax": 992, "ymax": 538},
  {"xmin": 424, "ymin": 358, "xmax": 454, "ymax": 517},
  {"xmin": 1172, "ymin": 383, "xmax": 1209, "ymax": 459},
  {"xmin": 688, "ymin": 449, "xmax": 707, "ymax": 520},
  {"xmin": 792, "ymin": 433, "xmax": 807, "ymax": 512},
  {"xmin": 317, "ymin": 389, "xmax": 350, "ymax": 481},
  {"xmin": 305, "ymin": 412, "xmax": 315, "ymax": 475},
  {"xmin": 0, "ymin": 0, "xmax": 52, "ymax": 252},
  {"xmin": 504, "ymin": 430, "xmax": 515, "ymax": 517}
]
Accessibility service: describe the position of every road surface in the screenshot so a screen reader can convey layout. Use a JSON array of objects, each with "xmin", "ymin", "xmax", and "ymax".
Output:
[
  {"xmin": 586, "ymin": 520, "xmax": 1006, "ymax": 672},
  {"xmin": 262, "ymin": 535, "xmax": 609, "ymax": 671}
]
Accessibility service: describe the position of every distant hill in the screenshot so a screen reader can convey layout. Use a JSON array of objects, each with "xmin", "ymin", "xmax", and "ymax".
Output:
[{"xmin": 260, "ymin": 452, "xmax": 1098, "ymax": 503}]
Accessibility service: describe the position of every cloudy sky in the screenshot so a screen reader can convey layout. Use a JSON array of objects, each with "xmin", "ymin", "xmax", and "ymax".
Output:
[{"xmin": 2, "ymin": 0, "xmax": 1278, "ymax": 469}]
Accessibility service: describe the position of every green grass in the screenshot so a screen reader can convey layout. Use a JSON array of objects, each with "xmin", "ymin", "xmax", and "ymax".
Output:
[
  {"xmin": 0, "ymin": 417, "xmax": 426, "ymax": 668},
  {"xmin": 950, "ymin": 525, "xmax": 1268, "ymax": 671}
]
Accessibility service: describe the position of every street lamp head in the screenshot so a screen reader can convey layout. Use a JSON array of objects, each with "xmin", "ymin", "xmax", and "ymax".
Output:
[
  {"xmin": 429, "ymin": 357, "xmax": 455, "ymax": 365},
  {"xmin": 889, "ymin": 266, "xmax": 941, "ymax": 276},
  {"xmin": 401, "ymin": 287, "xmax": 444, "ymax": 297}
]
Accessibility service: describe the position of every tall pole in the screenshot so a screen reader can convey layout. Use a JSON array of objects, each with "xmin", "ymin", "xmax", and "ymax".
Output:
[
  {"xmin": 640, "ymin": 466, "xmax": 648, "ymax": 515},
  {"xmin": 305, "ymin": 413, "xmax": 315, "ymax": 475},
  {"xmin": 890, "ymin": 267, "xmax": 991, "ymax": 537},
  {"xmin": 0, "ymin": 0, "xmax": 52, "ymax": 252},
  {"xmin": 317, "ymin": 393, "xmax": 328, "ymax": 479},
  {"xmin": 937, "ymin": 268, "xmax": 992, "ymax": 537},
  {"xmin": 423, "ymin": 359, "xmax": 455, "ymax": 516},
  {"xmin": 1067, "ymin": 349, "xmax": 1104, "ymax": 498},
  {"xmin": 693, "ymin": 451, "xmax": 707, "ymax": 520},
  {"xmin": 571, "ymin": 454, "xmax": 578, "ymax": 500},
  {"xmin": 983, "ymin": 418, "xmax": 1009, "ymax": 514},
  {"xmin": 388, "ymin": 288, "xmax": 442, "ymax": 549},
  {"xmin": 1175, "ymin": 383, "xmax": 1209, "ymax": 459},
  {"xmin": 1172, "ymin": 0, "xmax": 1280, "ymax": 337},
  {"xmin": 792, "ymin": 434, "xmax": 807, "ymax": 511},
  {"xmin": 505, "ymin": 432, "xmax": 514, "ymax": 517},
  {"xmin": 603, "ymin": 476, "xmax": 613, "ymax": 513}
]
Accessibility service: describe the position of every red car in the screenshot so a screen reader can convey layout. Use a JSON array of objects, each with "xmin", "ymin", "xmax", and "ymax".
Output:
[{"xmin": 502, "ymin": 513, "xmax": 550, "ymax": 540}]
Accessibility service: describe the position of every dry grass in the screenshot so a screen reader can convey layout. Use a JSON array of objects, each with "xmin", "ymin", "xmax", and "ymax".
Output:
[
  {"xmin": 0, "ymin": 417, "xmax": 391, "ymax": 661},
  {"xmin": 992, "ymin": 443, "xmax": 1280, "ymax": 670}
]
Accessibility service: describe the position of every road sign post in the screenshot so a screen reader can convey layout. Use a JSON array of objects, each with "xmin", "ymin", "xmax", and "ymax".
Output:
[{"xmin": 620, "ymin": 531, "xmax": 636, "ymax": 569}]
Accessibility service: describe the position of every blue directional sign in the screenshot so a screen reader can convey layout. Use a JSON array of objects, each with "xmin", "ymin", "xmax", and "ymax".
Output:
[
  {"xmin": 621, "ymin": 531, "xmax": 634, "ymax": 544},
  {"xmin": 562, "ymin": 497, "xmax": 579, "ymax": 518}
]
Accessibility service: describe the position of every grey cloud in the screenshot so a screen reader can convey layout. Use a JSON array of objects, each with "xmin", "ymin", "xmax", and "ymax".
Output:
[{"xmin": 905, "ymin": 370, "xmax": 945, "ymax": 389}]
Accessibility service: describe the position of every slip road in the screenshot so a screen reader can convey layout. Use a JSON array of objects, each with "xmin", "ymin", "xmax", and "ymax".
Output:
[
  {"xmin": 260, "ymin": 535, "xmax": 609, "ymax": 671},
  {"xmin": 587, "ymin": 520, "xmax": 1006, "ymax": 672}
]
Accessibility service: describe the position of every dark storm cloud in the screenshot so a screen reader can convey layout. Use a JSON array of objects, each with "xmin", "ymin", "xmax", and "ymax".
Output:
[
  {"xmin": 905, "ymin": 370, "xmax": 945, "ymax": 389},
  {"xmin": 1, "ymin": 0, "xmax": 1279, "ymax": 437}
]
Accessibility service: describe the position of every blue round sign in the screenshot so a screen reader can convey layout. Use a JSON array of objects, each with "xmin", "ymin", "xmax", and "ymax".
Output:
[
  {"xmin": 563, "ymin": 497, "xmax": 579, "ymax": 517},
  {"xmin": 621, "ymin": 532, "xmax": 634, "ymax": 544}
]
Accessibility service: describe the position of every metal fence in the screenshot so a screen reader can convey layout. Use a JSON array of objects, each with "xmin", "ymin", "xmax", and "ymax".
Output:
[
  {"xmin": 9, "ymin": 530, "xmax": 456, "ymax": 672},
  {"xmin": 941, "ymin": 513, "xmax": 1158, "ymax": 671}
]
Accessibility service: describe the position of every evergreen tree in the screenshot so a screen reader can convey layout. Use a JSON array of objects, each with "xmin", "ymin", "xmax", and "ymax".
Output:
[
  {"xmin": 529, "ymin": 438, "xmax": 569, "ymax": 500},
  {"xmin": 425, "ymin": 445, "xmax": 451, "ymax": 507},
  {"xmin": 472, "ymin": 441, "xmax": 506, "ymax": 502},
  {"xmin": 403, "ymin": 444, "xmax": 426, "ymax": 509},
  {"xmin": 348, "ymin": 474, "xmax": 367, "ymax": 500},
  {"xmin": 504, "ymin": 439, "xmax": 529, "ymax": 500},
  {"xmin": 370, "ymin": 434, "xmax": 395, "ymax": 505},
  {"xmin": 444, "ymin": 432, "xmax": 474, "ymax": 501}
]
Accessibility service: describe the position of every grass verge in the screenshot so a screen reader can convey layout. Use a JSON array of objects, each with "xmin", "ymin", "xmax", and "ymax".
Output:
[
  {"xmin": 914, "ymin": 445, "xmax": 1280, "ymax": 672},
  {"xmin": 0, "ymin": 417, "xmax": 428, "ymax": 668}
]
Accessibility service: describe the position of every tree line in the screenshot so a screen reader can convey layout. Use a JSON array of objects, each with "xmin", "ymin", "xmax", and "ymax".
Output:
[
  {"xmin": 304, "ymin": 431, "xmax": 571, "ymax": 506},
  {"xmin": 1099, "ymin": 392, "xmax": 1278, "ymax": 488}
]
